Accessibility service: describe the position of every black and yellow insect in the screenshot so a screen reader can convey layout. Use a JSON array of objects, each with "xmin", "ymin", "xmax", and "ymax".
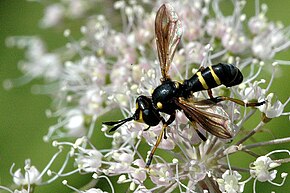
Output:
[{"xmin": 103, "ymin": 4, "xmax": 265, "ymax": 168}]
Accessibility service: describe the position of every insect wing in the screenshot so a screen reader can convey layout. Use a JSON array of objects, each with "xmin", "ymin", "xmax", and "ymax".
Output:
[
  {"xmin": 175, "ymin": 98, "xmax": 234, "ymax": 139},
  {"xmin": 155, "ymin": 4, "xmax": 183, "ymax": 81}
]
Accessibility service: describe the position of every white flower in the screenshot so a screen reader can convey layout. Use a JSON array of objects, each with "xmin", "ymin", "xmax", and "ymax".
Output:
[
  {"xmin": 149, "ymin": 163, "xmax": 173, "ymax": 186},
  {"xmin": 6, "ymin": 37, "xmax": 62, "ymax": 82},
  {"xmin": 250, "ymin": 156, "xmax": 280, "ymax": 182},
  {"xmin": 13, "ymin": 166, "xmax": 41, "ymax": 186},
  {"xmin": 258, "ymin": 93, "xmax": 284, "ymax": 119},
  {"xmin": 217, "ymin": 170, "xmax": 245, "ymax": 193},
  {"xmin": 67, "ymin": 0, "xmax": 87, "ymax": 18},
  {"xmin": 222, "ymin": 30, "xmax": 249, "ymax": 54},
  {"xmin": 79, "ymin": 88, "xmax": 104, "ymax": 115},
  {"xmin": 114, "ymin": 1, "xmax": 126, "ymax": 10},
  {"xmin": 80, "ymin": 56, "xmax": 107, "ymax": 85},
  {"xmin": 251, "ymin": 34, "xmax": 275, "ymax": 60},
  {"xmin": 131, "ymin": 159, "xmax": 147, "ymax": 182},
  {"xmin": 187, "ymin": 160, "xmax": 207, "ymax": 182},
  {"xmin": 134, "ymin": 186, "xmax": 152, "ymax": 193},
  {"xmin": 64, "ymin": 109, "xmax": 85, "ymax": 137},
  {"xmin": 63, "ymin": 179, "xmax": 109, "ymax": 193},
  {"xmin": 248, "ymin": 15, "xmax": 267, "ymax": 34},
  {"xmin": 76, "ymin": 149, "xmax": 103, "ymax": 173},
  {"xmin": 142, "ymin": 125, "xmax": 175, "ymax": 150},
  {"xmin": 206, "ymin": 18, "xmax": 230, "ymax": 38},
  {"xmin": 83, "ymin": 188, "xmax": 108, "ymax": 193},
  {"xmin": 251, "ymin": 23, "xmax": 289, "ymax": 59},
  {"xmin": 113, "ymin": 152, "xmax": 134, "ymax": 163},
  {"xmin": 40, "ymin": 4, "xmax": 64, "ymax": 28},
  {"xmin": 107, "ymin": 152, "xmax": 134, "ymax": 174},
  {"xmin": 240, "ymin": 81, "xmax": 266, "ymax": 102}
]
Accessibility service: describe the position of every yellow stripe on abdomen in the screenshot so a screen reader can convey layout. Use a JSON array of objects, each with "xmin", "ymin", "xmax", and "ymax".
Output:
[
  {"xmin": 209, "ymin": 66, "xmax": 221, "ymax": 85},
  {"xmin": 197, "ymin": 71, "xmax": 209, "ymax": 89}
]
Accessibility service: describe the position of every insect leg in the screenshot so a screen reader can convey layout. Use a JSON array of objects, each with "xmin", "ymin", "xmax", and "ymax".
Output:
[
  {"xmin": 195, "ymin": 128, "xmax": 207, "ymax": 141},
  {"xmin": 207, "ymin": 89, "xmax": 213, "ymax": 98},
  {"xmin": 145, "ymin": 113, "xmax": 176, "ymax": 168},
  {"xmin": 197, "ymin": 66, "xmax": 205, "ymax": 72},
  {"xmin": 163, "ymin": 113, "xmax": 176, "ymax": 139},
  {"xmin": 143, "ymin": 126, "xmax": 151, "ymax": 131},
  {"xmin": 145, "ymin": 124, "xmax": 166, "ymax": 168},
  {"xmin": 210, "ymin": 96, "xmax": 266, "ymax": 107}
]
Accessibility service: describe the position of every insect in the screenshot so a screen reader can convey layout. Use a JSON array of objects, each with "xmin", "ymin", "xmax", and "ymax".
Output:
[{"xmin": 103, "ymin": 4, "xmax": 265, "ymax": 168}]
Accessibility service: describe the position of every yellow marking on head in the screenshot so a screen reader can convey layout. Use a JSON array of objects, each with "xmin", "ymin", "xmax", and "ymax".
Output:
[
  {"xmin": 136, "ymin": 111, "xmax": 144, "ymax": 123},
  {"xmin": 149, "ymin": 88, "xmax": 154, "ymax": 95},
  {"xmin": 135, "ymin": 103, "xmax": 144, "ymax": 122},
  {"xmin": 174, "ymin": 81, "xmax": 180, "ymax": 89},
  {"xmin": 209, "ymin": 66, "xmax": 221, "ymax": 85},
  {"xmin": 136, "ymin": 102, "xmax": 139, "ymax": 110},
  {"xmin": 197, "ymin": 71, "xmax": 209, "ymax": 89},
  {"xmin": 157, "ymin": 102, "xmax": 163, "ymax": 109}
]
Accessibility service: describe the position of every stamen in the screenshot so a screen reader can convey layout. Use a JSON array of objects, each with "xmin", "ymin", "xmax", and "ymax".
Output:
[
  {"xmin": 265, "ymin": 149, "xmax": 290, "ymax": 157},
  {"xmin": 63, "ymin": 29, "xmax": 85, "ymax": 58},
  {"xmin": 265, "ymin": 63, "xmax": 276, "ymax": 92},
  {"xmin": 0, "ymin": 185, "xmax": 13, "ymax": 193},
  {"xmin": 3, "ymin": 75, "xmax": 34, "ymax": 90},
  {"xmin": 87, "ymin": 114, "xmax": 97, "ymax": 138},
  {"xmin": 36, "ymin": 147, "xmax": 63, "ymax": 183},
  {"xmin": 62, "ymin": 180, "xmax": 81, "ymax": 192},
  {"xmin": 243, "ymin": 63, "xmax": 263, "ymax": 84},
  {"xmin": 253, "ymin": 178, "xmax": 257, "ymax": 193},
  {"xmin": 255, "ymin": 0, "xmax": 260, "ymax": 15},
  {"xmin": 98, "ymin": 175, "xmax": 115, "ymax": 193},
  {"xmin": 40, "ymin": 151, "xmax": 71, "ymax": 185},
  {"xmin": 275, "ymin": 60, "xmax": 290, "ymax": 65},
  {"xmin": 282, "ymin": 97, "xmax": 290, "ymax": 108},
  {"xmin": 267, "ymin": 173, "xmax": 288, "ymax": 186}
]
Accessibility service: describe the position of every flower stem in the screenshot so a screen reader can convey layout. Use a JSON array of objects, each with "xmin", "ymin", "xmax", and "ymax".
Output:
[
  {"xmin": 236, "ymin": 121, "xmax": 265, "ymax": 145},
  {"xmin": 244, "ymin": 137, "xmax": 290, "ymax": 149},
  {"xmin": 274, "ymin": 158, "xmax": 290, "ymax": 164}
]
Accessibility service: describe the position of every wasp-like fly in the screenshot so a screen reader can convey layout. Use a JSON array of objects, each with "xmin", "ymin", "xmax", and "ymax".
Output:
[{"xmin": 103, "ymin": 4, "xmax": 265, "ymax": 168}]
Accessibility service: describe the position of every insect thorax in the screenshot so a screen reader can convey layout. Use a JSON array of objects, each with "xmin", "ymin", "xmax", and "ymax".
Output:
[{"xmin": 152, "ymin": 80, "xmax": 182, "ymax": 114}]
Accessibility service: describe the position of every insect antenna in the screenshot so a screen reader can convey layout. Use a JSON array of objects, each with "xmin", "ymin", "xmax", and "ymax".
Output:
[{"xmin": 103, "ymin": 116, "xmax": 134, "ymax": 132}]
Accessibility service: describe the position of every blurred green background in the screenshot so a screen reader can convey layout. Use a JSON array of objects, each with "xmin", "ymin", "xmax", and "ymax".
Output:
[{"xmin": 0, "ymin": 0, "xmax": 289, "ymax": 192}]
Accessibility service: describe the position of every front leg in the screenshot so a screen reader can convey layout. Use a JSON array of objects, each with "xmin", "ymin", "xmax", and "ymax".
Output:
[
  {"xmin": 145, "ymin": 113, "xmax": 176, "ymax": 168},
  {"xmin": 162, "ymin": 112, "xmax": 176, "ymax": 139}
]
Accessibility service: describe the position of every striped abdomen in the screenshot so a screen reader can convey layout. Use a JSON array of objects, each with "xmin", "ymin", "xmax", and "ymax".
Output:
[{"xmin": 183, "ymin": 63, "xmax": 243, "ymax": 97}]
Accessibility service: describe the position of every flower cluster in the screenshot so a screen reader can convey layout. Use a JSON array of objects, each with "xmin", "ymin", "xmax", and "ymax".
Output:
[{"xmin": 2, "ymin": 0, "xmax": 290, "ymax": 193}]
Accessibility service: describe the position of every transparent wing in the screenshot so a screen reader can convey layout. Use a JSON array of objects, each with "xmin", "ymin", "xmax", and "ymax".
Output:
[
  {"xmin": 175, "ymin": 98, "xmax": 234, "ymax": 139},
  {"xmin": 155, "ymin": 4, "xmax": 183, "ymax": 82}
]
